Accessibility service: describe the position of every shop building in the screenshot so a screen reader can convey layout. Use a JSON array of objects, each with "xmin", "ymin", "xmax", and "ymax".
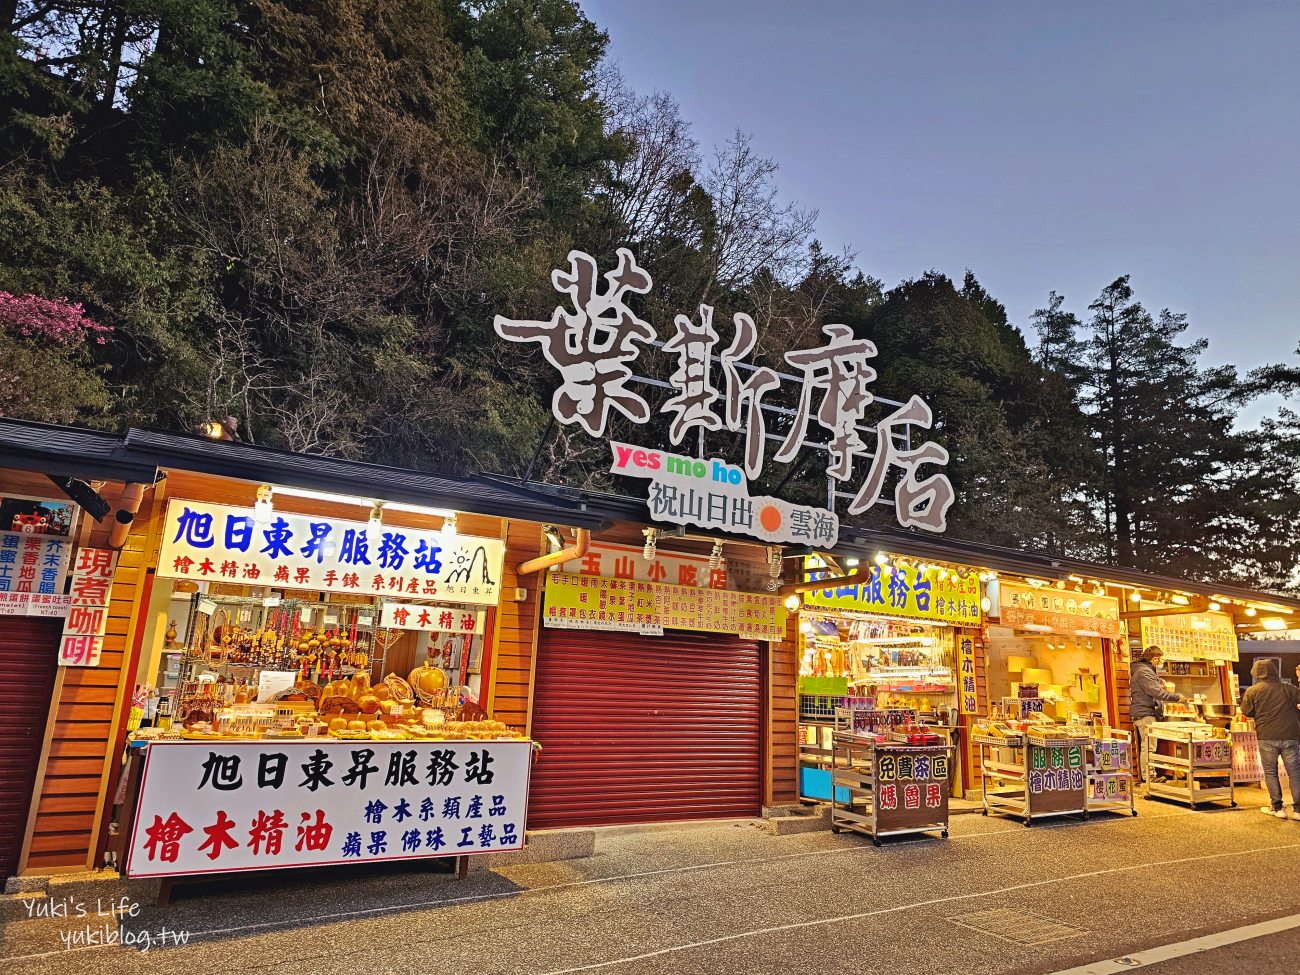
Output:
[{"xmin": 0, "ymin": 419, "xmax": 603, "ymax": 883}]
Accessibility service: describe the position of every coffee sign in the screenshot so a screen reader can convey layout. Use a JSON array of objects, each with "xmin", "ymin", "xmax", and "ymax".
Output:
[{"xmin": 495, "ymin": 248, "xmax": 957, "ymax": 546}]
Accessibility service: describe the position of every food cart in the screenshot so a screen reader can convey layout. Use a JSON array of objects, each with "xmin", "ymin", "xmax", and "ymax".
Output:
[
  {"xmin": 1086, "ymin": 732, "xmax": 1136, "ymax": 816},
  {"xmin": 1145, "ymin": 722, "xmax": 1236, "ymax": 808},
  {"xmin": 830, "ymin": 733, "xmax": 954, "ymax": 845},
  {"xmin": 974, "ymin": 728, "xmax": 1090, "ymax": 826}
]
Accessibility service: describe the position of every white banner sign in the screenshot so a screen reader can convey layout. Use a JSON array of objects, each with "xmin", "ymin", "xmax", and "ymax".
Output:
[
  {"xmin": 59, "ymin": 547, "xmax": 117, "ymax": 666},
  {"xmin": 0, "ymin": 592, "xmax": 73, "ymax": 617},
  {"xmin": 125, "ymin": 739, "xmax": 531, "ymax": 877},
  {"xmin": 380, "ymin": 602, "xmax": 485, "ymax": 635},
  {"xmin": 157, "ymin": 500, "xmax": 506, "ymax": 606},
  {"xmin": 610, "ymin": 441, "xmax": 839, "ymax": 546},
  {"xmin": 0, "ymin": 529, "xmax": 72, "ymax": 594}
]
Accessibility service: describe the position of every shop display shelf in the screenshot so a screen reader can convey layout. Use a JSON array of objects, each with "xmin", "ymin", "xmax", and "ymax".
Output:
[{"xmin": 1144, "ymin": 725, "xmax": 1236, "ymax": 809}]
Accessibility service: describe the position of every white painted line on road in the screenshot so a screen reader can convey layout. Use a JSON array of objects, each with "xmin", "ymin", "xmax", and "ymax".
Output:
[
  {"xmin": 534, "ymin": 842, "xmax": 1300, "ymax": 975},
  {"xmin": 0, "ymin": 805, "xmax": 1255, "ymax": 963},
  {"xmin": 1043, "ymin": 912, "xmax": 1300, "ymax": 975}
]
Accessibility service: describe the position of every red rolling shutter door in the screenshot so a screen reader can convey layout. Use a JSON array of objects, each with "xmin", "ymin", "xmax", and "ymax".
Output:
[
  {"xmin": 528, "ymin": 628, "xmax": 762, "ymax": 829},
  {"xmin": 0, "ymin": 617, "xmax": 61, "ymax": 880}
]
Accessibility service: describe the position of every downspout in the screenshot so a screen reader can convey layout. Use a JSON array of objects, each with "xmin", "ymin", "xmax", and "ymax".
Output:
[
  {"xmin": 107, "ymin": 482, "xmax": 148, "ymax": 550},
  {"xmin": 517, "ymin": 527, "xmax": 591, "ymax": 576}
]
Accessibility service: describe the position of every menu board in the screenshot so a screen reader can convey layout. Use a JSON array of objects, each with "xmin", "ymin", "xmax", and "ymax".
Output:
[
  {"xmin": 1141, "ymin": 611, "xmax": 1237, "ymax": 662},
  {"xmin": 999, "ymin": 582, "xmax": 1121, "ymax": 639},
  {"xmin": 543, "ymin": 572, "xmax": 785, "ymax": 641}
]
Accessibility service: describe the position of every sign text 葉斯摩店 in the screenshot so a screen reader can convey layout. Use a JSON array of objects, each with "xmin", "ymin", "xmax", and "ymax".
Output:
[
  {"xmin": 156, "ymin": 500, "xmax": 505, "ymax": 607},
  {"xmin": 494, "ymin": 248, "xmax": 959, "ymax": 546}
]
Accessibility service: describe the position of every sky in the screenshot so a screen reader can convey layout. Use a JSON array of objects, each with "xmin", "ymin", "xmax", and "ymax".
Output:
[{"xmin": 583, "ymin": 0, "xmax": 1299, "ymax": 423}]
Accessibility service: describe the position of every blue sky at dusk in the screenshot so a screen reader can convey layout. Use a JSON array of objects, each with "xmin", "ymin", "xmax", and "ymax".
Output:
[{"xmin": 585, "ymin": 1, "xmax": 1300, "ymax": 418}]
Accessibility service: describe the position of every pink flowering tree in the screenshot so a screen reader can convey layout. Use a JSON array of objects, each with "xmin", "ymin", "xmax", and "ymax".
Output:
[{"xmin": 0, "ymin": 292, "xmax": 113, "ymax": 422}]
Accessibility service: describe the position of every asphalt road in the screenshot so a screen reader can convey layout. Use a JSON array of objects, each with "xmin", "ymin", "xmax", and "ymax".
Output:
[{"xmin": 4, "ymin": 787, "xmax": 1300, "ymax": 975}]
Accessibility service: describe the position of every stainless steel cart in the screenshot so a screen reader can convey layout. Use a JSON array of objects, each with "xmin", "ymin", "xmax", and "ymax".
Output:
[
  {"xmin": 1146, "ymin": 723, "xmax": 1236, "ymax": 808},
  {"xmin": 975, "ymin": 732, "xmax": 1090, "ymax": 826}
]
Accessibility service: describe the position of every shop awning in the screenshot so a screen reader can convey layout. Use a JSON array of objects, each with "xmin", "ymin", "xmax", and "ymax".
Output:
[{"xmin": 0, "ymin": 418, "xmax": 159, "ymax": 484}]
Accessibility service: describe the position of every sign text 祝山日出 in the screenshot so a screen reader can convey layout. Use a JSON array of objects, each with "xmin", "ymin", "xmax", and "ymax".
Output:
[
  {"xmin": 609, "ymin": 441, "xmax": 837, "ymax": 546},
  {"xmin": 495, "ymin": 248, "xmax": 957, "ymax": 547}
]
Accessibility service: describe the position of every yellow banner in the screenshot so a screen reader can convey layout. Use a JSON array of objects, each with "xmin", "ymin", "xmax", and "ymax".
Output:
[
  {"xmin": 800, "ymin": 559, "xmax": 982, "ymax": 625},
  {"xmin": 999, "ymin": 581, "xmax": 1121, "ymax": 639},
  {"xmin": 1141, "ymin": 612, "xmax": 1237, "ymax": 662},
  {"xmin": 543, "ymin": 572, "xmax": 785, "ymax": 641}
]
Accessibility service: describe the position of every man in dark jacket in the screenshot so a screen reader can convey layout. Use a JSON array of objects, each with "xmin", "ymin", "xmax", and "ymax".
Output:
[
  {"xmin": 1129, "ymin": 646, "xmax": 1185, "ymax": 784},
  {"xmin": 1241, "ymin": 657, "xmax": 1300, "ymax": 819}
]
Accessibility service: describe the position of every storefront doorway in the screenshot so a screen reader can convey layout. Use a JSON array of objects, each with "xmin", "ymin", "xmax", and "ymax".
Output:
[{"xmin": 528, "ymin": 628, "xmax": 763, "ymax": 828}]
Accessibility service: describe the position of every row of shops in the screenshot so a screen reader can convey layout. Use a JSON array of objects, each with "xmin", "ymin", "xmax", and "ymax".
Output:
[{"xmin": 1, "ymin": 415, "xmax": 1297, "ymax": 885}]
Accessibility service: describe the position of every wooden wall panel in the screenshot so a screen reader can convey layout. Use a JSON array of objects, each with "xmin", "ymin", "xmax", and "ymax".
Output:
[
  {"xmin": 487, "ymin": 522, "xmax": 545, "ymax": 734},
  {"xmin": 768, "ymin": 607, "xmax": 799, "ymax": 805},
  {"xmin": 22, "ymin": 479, "xmax": 156, "ymax": 874}
]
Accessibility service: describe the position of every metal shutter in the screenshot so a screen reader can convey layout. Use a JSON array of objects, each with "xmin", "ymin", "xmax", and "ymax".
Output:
[
  {"xmin": 528, "ymin": 628, "xmax": 763, "ymax": 829},
  {"xmin": 0, "ymin": 617, "xmax": 61, "ymax": 880}
]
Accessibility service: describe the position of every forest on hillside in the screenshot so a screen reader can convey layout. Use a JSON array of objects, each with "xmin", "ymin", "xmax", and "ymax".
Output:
[{"xmin": 2, "ymin": 1, "xmax": 1299, "ymax": 589}]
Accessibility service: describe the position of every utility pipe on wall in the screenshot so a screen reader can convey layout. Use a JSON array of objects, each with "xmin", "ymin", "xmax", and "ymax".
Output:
[
  {"xmin": 517, "ymin": 527, "xmax": 590, "ymax": 575},
  {"xmin": 107, "ymin": 482, "xmax": 149, "ymax": 550}
]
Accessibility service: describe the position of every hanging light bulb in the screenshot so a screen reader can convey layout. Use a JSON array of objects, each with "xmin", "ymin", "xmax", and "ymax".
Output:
[
  {"xmin": 368, "ymin": 502, "xmax": 384, "ymax": 533},
  {"xmin": 1245, "ymin": 607, "xmax": 1257, "ymax": 617},
  {"xmin": 938, "ymin": 568, "xmax": 949, "ymax": 580},
  {"xmin": 709, "ymin": 539, "xmax": 725, "ymax": 572},
  {"xmin": 873, "ymin": 551, "xmax": 889, "ymax": 565},
  {"xmin": 783, "ymin": 593, "xmax": 802, "ymax": 612},
  {"xmin": 845, "ymin": 557, "xmax": 860, "ymax": 568},
  {"xmin": 1208, "ymin": 601, "xmax": 1221, "ymax": 612},
  {"xmin": 1130, "ymin": 591, "xmax": 1143, "ymax": 603},
  {"xmin": 442, "ymin": 512, "xmax": 458, "ymax": 540},
  {"xmin": 253, "ymin": 485, "xmax": 274, "ymax": 525},
  {"xmin": 643, "ymin": 527, "xmax": 658, "ymax": 562}
]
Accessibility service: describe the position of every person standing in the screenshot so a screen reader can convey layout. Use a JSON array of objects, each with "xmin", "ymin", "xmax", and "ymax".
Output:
[
  {"xmin": 1129, "ymin": 646, "xmax": 1185, "ymax": 784},
  {"xmin": 1240, "ymin": 658, "xmax": 1300, "ymax": 819}
]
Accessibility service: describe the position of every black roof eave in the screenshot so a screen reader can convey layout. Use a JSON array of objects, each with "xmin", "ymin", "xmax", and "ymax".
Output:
[
  {"xmin": 0, "ymin": 418, "xmax": 159, "ymax": 484},
  {"xmin": 121, "ymin": 429, "xmax": 610, "ymax": 531}
]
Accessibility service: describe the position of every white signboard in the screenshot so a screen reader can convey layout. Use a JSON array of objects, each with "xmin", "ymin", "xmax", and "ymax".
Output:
[
  {"xmin": 610, "ymin": 441, "xmax": 837, "ymax": 546},
  {"xmin": 125, "ymin": 739, "xmax": 531, "ymax": 877},
  {"xmin": 494, "ymin": 247, "xmax": 955, "ymax": 538},
  {"xmin": 0, "ymin": 529, "xmax": 72, "ymax": 594},
  {"xmin": 157, "ymin": 500, "xmax": 506, "ymax": 606},
  {"xmin": 380, "ymin": 602, "xmax": 485, "ymax": 635},
  {"xmin": 256, "ymin": 670, "xmax": 298, "ymax": 703},
  {"xmin": 59, "ymin": 547, "xmax": 117, "ymax": 666}
]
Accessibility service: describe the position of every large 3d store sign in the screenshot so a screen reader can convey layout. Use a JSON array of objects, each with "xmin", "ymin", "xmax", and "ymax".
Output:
[{"xmin": 495, "ymin": 249, "xmax": 955, "ymax": 545}]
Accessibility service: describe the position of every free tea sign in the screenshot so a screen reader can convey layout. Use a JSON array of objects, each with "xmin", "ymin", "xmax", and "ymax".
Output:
[{"xmin": 126, "ymin": 740, "xmax": 531, "ymax": 877}]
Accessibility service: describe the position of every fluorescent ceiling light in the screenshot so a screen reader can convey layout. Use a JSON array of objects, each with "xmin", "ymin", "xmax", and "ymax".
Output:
[{"xmin": 272, "ymin": 485, "xmax": 457, "ymax": 518}]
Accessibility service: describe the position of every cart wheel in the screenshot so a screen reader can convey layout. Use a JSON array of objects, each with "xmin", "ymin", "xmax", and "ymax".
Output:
[
  {"xmin": 941, "ymin": 829, "xmax": 949, "ymax": 839},
  {"xmin": 1022, "ymin": 818, "xmax": 1033, "ymax": 827},
  {"xmin": 1230, "ymin": 801, "xmax": 1238, "ymax": 808},
  {"xmin": 981, "ymin": 809, "xmax": 988, "ymax": 816},
  {"xmin": 1130, "ymin": 809, "xmax": 1138, "ymax": 817},
  {"xmin": 830, "ymin": 824, "xmax": 841, "ymax": 834},
  {"xmin": 1081, "ymin": 812, "xmax": 1089, "ymax": 821},
  {"xmin": 871, "ymin": 838, "xmax": 882, "ymax": 848}
]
